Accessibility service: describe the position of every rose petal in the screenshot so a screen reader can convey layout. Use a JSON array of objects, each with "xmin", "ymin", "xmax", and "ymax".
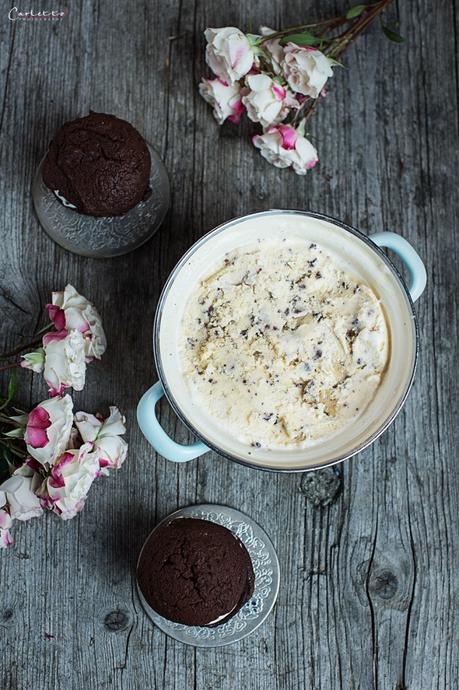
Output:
[
  {"xmin": 47, "ymin": 304, "xmax": 66, "ymax": 330},
  {"xmin": 278, "ymin": 125, "xmax": 297, "ymax": 150}
]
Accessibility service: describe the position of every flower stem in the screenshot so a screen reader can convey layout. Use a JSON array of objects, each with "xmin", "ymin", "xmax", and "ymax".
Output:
[
  {"xmin": 291, "ymin": 97, "xmax": 319, "ymax": 127},
  {"xmin": 327, "ymin": 0, "xmax": 394, "ymax": 58},
  {"xmin": 284, "ymin": 0, "xmax": 394, "ymax": 131},
  {"xmin": 302, "ymin": 98, "xmax": 320, "ymax": 127},
  {"xmin": 257, "ymin": 16, "xmax": 355, "ymax": 44},
  {"xmin": 0, "ymin": 416, "xmax": 17, "ymax": 426},
  {"xmin": 0, "ymin": 362, "xmax": 19, "ymax": 373},
  {"xmin": 0, "ymin": 438, "xmax": 26, "ymax": 459},
  {"xmin": 256, "ymin": 2, "xmax": 389, "ymax": 45},
  {"xmin": 0, "ymin": 323, "xmax": 51, "ymax": 360}
]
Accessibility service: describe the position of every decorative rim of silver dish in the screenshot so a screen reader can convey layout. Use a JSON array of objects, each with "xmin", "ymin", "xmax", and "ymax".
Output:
[
  {"xmin": 136, "ymin": 504, "xmax": 280, "ymax": 647},
  {"xmin": 32, "ymin": 141, "xmax": 170, "ymax": 258}
]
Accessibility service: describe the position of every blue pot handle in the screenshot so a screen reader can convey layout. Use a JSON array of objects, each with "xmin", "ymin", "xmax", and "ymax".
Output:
[
  {"xmin": 371, "ymin": 232, "xmax": 427, "ymax": 302},
  {"xmin": 137, "ymin": 381, "xmax": 209, "ymax": 462}
]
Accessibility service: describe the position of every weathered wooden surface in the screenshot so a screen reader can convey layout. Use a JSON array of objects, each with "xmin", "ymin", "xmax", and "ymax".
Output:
[{"xmin": 0, "ymin": 1, "xmax": 457, "ymax": 688}]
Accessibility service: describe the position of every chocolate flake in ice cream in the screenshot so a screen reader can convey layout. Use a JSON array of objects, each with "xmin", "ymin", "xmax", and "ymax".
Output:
[{"xmin": 181, "ymin": 240, "xmax": 389, "ymax": 449}]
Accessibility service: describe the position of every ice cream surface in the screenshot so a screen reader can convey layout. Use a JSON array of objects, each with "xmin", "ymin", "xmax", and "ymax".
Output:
[{"xmin": 180, "ymin": 240, "xmax": 389, "ymax": 448}]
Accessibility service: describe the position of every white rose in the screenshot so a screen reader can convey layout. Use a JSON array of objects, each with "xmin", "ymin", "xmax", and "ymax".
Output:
[
  {"xmin": 283, "ymin": 46, "xmax": 334, "ymax": 98},
  {"xmin": 44, "ymin": 443, "xmax": 100, "ymax": 520},
  {"xmin": 242, "ymin": 73, "xmax": 299, "ymax": 128},
  {"xmin": 75, "ymin": 406, "xmax": 128, "ymax": 472},
  {"xmin": 199, "ymin": 78, "xmax": 244, "ymax": 125},
  {"xmin": 0, "ymin": 465, "xmax": 43, "ymax": 521},
  {"xmin": 41, "ymin": 329, "xmax": 86, "ymax": 396},
  {"xmin": 0, "ymin": 505, "xmax": 13, "ymax": 548},
  {"xmin": 259, "ymin": 26, "xmax": 284, "ymax": 75},
  {"xmin": 252, "ymin": 125, "xmax": 318, "ymax": 175},
  {"xmin": 24, "ymin": 395, "xmax": 74, "ymax": 466},
  {"xmin": 205, "ymin": 27, "xmax": 254, "ymax": 83},
  {"xmin": 48, "ymin": 284, "xmax": 107, "ymax": 360}
]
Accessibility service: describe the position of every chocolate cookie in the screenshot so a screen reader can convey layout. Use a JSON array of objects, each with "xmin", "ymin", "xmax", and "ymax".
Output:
[
  {"xmin": 42, "ymin": 111, "xmax": 151, "ymax": 217},
  {"xmin": 137, "ymin": 517, "xmax": 255, "ymax": 627}
]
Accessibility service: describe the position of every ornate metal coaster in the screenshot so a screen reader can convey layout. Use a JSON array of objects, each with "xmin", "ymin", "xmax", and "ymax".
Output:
[
  {"xmin": 32, "ymin": 142, "xmax": 170, "ymax": 258},
  {"xmin": 136, "ymin": 504, "xmax": 280, "ymax": 647}
]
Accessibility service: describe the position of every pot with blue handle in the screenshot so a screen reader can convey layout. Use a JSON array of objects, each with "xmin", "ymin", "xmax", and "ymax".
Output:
[{"xmin": 137, "ymin": 210, "xmax": 426, "ymax": 472}]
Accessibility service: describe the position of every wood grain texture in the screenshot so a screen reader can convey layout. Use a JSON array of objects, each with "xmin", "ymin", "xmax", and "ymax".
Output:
[{"xmin": 0, "ymin": 1, "xmax": 458, "ymax": 689}]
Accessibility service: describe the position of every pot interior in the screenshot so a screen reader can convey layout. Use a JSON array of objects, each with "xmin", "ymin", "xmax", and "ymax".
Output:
[{"xmin": 155, "ymin": 211, "xmax": 416, "ymax": 470}]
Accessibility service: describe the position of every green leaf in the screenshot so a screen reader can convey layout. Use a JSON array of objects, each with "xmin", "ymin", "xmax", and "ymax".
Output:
[
  {"xmin": 0, "ymin": 453, "xmax": 10, "ymax": 484},
  {"xmin": 280, "ymin": 32, "xmax": 323, "ymax": 47},
  {"xmin": 0, "ymin": 437, "xmax": 25, "ymax": 461},
  {"xmin": 3, "ymin": 428, "xmax": 24, "ymax": 439},
  {"xmin": 7, "ymin": 369, "xmax": 17, "ymax": 401},
  {"xmin": 296, "ymin": 120, "xmax": 306, "ymax": 137},
  {"xmin": 381, "ymin": 25, "xmax": 405, "ymax": 43},
  {"xmin": 327, "ymin": 57, "xmax": 345, "ymax": 68},
  {"xmin": 9, "ymin": 414, "xmax": 28, "ymax": 426},
  {"xmin": 0, "ymin": 442, "xmax": 17, "ymax": 475},
  {"xmin": 0, "ymin": 370, "xmax": 17, "ymax": 411},
  {"xmin": 246, "ymin": 33, "xmax": 260, "ymax": 48},
  {"xmin": 346, "ymin": 4, "xmax": 367, "ymax": 19}
]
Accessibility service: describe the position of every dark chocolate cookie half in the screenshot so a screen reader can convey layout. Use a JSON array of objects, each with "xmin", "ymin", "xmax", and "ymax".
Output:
[
  {"xmin": 137, "ymin": 517, "xmax": 255, "ymax": 627},
  {"xmin": 42, "ymin": 111, "xmax": 151, "ymax": 217}
]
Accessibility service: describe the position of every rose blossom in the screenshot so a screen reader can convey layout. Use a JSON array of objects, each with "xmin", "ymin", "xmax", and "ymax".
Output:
[
  {"xmin": 75, "ymin": 406, "xmax": 128, "ymax": 472},
  {"xmin": 252, "ymin": 124, "xmax": 319, "ymax": 175},
  {"xmin": 204, "ymin": 27, "xmax": 254, "ymax": 83},
  {"xmin": 283, "ymin": 45, "xmax": 334, "ymax": 98},
  {"xmin": 0, "ymin": 465, "xmax": 43, "ymax": 521},
  {"xmin": 42, "ymin": 329, "xmax": 86, "ymax": 396},
  {"xmin": 47, "ymin": 284, "xmax": 106, "ymax": 361},
  {"xmin": 199, "ymin": 78, "xmax": 244, "ymax": 124},
  {"xmin": 24, "ymin": 395, "xmax": 73, "ymax": 466},
  {"xmin": 0, "ymin": 503, "xmax": 13, "ymax": 548},
  {"xmin": 20, "ymin": 349, "xmax": 45, "ymax": 373},
  {"xmin": 43, "ymin": 443, "xmax": 100, "ymax": 520},
  {"xmin": 259, "ymin": 26, "xmax": 284, "ymax": 75},
  {"xmin": 242, "ymin": 73, "xmax": 299, "ymax": 128}
]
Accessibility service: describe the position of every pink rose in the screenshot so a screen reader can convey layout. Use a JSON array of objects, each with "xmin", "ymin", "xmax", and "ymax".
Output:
[
  {"xmin": 41, "ymin": 329, "xmax": 86, "ymax": 396},
  {"xmin": 252, "ymin": 124, "xmax": 319, "ymax": 175},
  {"xmin": 242, "ymin": 73, "xmax": 299, "ymax": 128},
  {"xmin": 75, "ymin": 406, "xmax": 128, "ymax": 472},
  {"xmin": 43, "ymin": 443, "xmax": 100, "ymax": 520},
  {"xmin": 259, "ymin": 26, "xmax": 285, "ymax": 75},
  {"xmin": 199, "ymin": 78, "xmax": 244, "ymax": 124},
  {"xmin": 204, "ymin": 27, "xmax": 254, "ymax": 84},
  {"xmin": 24, "ymin": 395, "xmax": 73, "ymax": 466},
  {"xmin": 47, "ymin": 284, "xmax": 106, "ymax": 361},
  {"xmin": 283, "ymin": 46, "xmax": 334, "ymax": 98},
  {"xmin": 0, "ymin": 506, "xmax": 13, "ymax": 548},
  {"xmin": 0, "ymin": 466, "xmax": 43, "ymax": 521}
]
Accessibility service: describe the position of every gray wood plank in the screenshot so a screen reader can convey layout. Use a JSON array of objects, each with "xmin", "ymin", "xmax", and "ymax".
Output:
[{"xmin": 0, "ymin": 1, "xmax": 458, "ymax": 689}]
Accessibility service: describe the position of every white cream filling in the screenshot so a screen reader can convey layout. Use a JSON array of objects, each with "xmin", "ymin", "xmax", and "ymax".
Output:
[
  {"xmin": 53, "ymin": 189, "xmax": 77, "ymax": 209},
  {"xmin": 205, "ymin": 602, "xmax": 238, "ymax": 626}
]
